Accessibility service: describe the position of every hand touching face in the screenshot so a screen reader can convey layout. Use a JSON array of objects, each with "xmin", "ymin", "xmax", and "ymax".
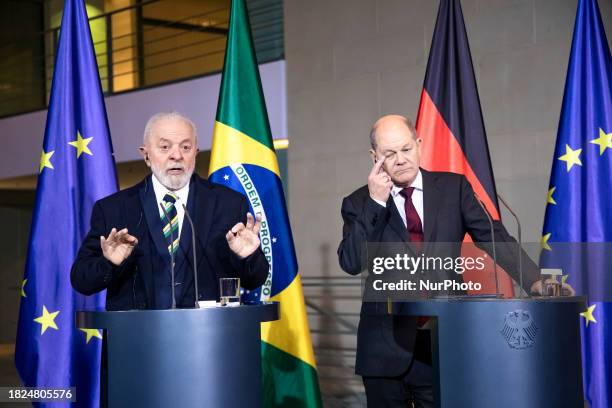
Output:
[
  {"xmin": 368, "ymin": 156, "xmax": 393, "ymax": 203},
  {"xmin": 370, "ymin": 115, "xmax": 421, "ymax": 188}
]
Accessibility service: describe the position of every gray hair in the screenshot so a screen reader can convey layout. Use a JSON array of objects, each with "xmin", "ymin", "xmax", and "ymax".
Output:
[
  {"xmin": 369, "ymin": 115, "xmax": 417, "ymax": 149},
  {"xmin": 143, "ymin": 111, "xmax": 197, "ymax": 144}
]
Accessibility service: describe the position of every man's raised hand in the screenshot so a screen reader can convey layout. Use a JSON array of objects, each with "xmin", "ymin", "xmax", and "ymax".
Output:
[
  {"xmin": 368, "ymin": 156, "xmax": 393, "ymax": 203},
  {"xmin": 226, "ymin": 212, "xmax": 262, "ymax": 259},
  {"xmin": 101, "ymin": 228, "xmax": 138, "ymax": 266}
]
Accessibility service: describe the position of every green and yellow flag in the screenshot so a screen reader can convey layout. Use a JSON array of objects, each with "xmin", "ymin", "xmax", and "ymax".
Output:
[{"xmin": 208, "ymin": 0, "xmax": 322, "ymax": 406}]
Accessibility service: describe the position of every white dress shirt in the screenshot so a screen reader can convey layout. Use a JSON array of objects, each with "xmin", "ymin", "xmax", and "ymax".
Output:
[
  {"xmin": 152, "ymin": 174, "xmax": 190, "ymax": 238},
  {"xmin": 373, "ymin": 170, "xmax": 424, "ymax": 230}
]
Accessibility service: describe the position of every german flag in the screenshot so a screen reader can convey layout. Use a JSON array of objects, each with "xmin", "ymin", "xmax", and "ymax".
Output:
[
  {"xmin": 208, "ymin": 0, "xmax": 322, "ymax": 406},
  {"xmin": 415, "ymin": 0, "xmax": 514, "ymax": 296}
]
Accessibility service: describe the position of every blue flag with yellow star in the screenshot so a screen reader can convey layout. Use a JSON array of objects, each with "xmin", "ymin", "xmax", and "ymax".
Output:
[
  {"xmin": 14, "ymin": 0, "xmax": 117, "ymax": 406},
  {"xmin": 540, "ymin": 0, "xmax": 612, "ymax": 406}
]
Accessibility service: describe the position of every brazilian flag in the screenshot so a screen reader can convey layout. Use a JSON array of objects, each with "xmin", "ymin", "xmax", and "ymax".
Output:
[{"xmin": 208, "ymin": 0, "xmax": 322, "ymax": 406}]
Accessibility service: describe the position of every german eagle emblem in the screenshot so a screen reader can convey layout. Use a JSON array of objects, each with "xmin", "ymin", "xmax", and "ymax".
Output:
[{"xmin": 501, "ymin": 310, "xmax": 537, "ymax": 349}]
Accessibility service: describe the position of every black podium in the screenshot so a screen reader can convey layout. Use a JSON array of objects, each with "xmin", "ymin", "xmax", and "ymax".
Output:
[
  {"xmin": 397, "ymin": 297, "xmax": 585, "ymax": 408},
  {"xmin": 77, "ymin": 303, "xmax": 278, "ymax": 408}
]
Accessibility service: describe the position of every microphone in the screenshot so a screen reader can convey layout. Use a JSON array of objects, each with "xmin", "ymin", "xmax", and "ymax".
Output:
[
  {"xmin": 160, "ymin": 203, "xmax": 177, "ymax": 309},
  {"xmin": 474, "ymin": 193, "xmax": 499, "ymax": 297},
  {"xmin": 497, "ymin": 193, "xmax": 526, "ymax": 298},
  {"xmin": 182, "ymin": 204, "xmax": 200, "ymax": 308}
]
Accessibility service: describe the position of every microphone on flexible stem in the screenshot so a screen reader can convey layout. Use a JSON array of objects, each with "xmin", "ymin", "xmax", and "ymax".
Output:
[
  {"xmin": 474, "ymin": 193, "xmax": 500, "ymax": 297},
  {"xmin": 182, "ymin": 204, "xmax": 199, "ymax": 308},
  {"xmin": 497, "ymin": 193, "xmax": 526, "ymax": 298},
  {"xmin": 160, "ymin": 203, "xmax": 177, "ymax": 309}
]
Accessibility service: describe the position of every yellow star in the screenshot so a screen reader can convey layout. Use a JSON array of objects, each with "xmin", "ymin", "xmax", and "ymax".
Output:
[
  {"xmin": 68, "ymin": 131, "xmax": 93, "ymax": 158},
  {"xmin": 558, "ymin": 144, "xmax": 582, "ymax": 172},
  {"xmin": 39, "ymin": 150, "xmax": 55, "ymax": 173},
  {"xmin": 541, "ymin": 233, "xmax": 552, "ymax": 251},
  {"xmin": 20, "ymin": 279, "xmax": 27, "ymax": 298},
  {"xmin": 580, "ymin": 304, "xmax": 597, "ymax": 327},
  {"xmin": 561, "ymin": 274, "xmax": 569, "ymax": 284},
  {"xmin": 590, "ymin": 128, "xmax": 612, "ymax": 155},
  {"xmin": 33, "ymin": 306, "xmax": 59, "ymax": 335},
  {"xmin": 547, "ymin": 187, "xmax": 557, "ymax": 205},
  {"xmin": 79, "ymin": 328, "xmax": 103, "ymax": 344}
]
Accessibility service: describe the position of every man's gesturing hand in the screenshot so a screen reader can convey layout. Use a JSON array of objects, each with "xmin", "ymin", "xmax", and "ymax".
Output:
[
  {"xmin": 101, "ymin": 228, "xmax": 138, "ymax": 266},
  {"xmin": 226, "ymin": 212, "xmax": 262, "ymax": 259},
  {"xmin": 368, "ymin": 156, "xmax": 393, "ymax": 203}
]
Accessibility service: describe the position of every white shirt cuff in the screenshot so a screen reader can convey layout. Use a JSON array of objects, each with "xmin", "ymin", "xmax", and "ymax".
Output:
[{"xmin": 371, "ymin": 197, "xmax": 387, "ymax": 208}]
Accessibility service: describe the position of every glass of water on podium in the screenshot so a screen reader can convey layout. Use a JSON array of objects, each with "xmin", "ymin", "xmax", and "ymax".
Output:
[
  {"xmin": 220, "ymin": 278, "xmax": 241, "ymax": 306},
  {"xmin": 540, "ymin": 268, "xmax": 563, "ymax": 296}
]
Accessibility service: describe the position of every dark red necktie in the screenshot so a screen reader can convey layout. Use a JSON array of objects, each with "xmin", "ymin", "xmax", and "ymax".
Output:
[
  {"xmin": 399, "ymin": 187, "xmax": 424, "ymax": 249},
  {"xmin": 400, "ymin": 187, "xmax": 429, "ymax": 327}
]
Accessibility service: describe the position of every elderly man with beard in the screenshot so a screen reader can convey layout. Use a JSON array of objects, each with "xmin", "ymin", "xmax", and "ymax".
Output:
[{"xmin": 71, "ymin": 112, "xmax": 268, "ymax": 310}]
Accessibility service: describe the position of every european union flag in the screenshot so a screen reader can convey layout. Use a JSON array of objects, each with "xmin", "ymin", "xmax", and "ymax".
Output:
[
  {"xmin": 14, "ymin": 0, "xmax": 117, "ymax": 406},
  {"xmin": 540, "ymin": 0, "xmax": 612, "ymax": 406}
]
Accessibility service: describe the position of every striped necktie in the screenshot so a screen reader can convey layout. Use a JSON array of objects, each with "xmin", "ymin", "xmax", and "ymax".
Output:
[{"xmin": 161, "ymin": 193, "xmax": 179, "ymax": 254}]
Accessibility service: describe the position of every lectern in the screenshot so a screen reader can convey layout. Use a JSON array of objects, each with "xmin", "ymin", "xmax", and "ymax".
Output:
[
  {"xmin": 77, "ymin": 303, "xmax": 278, "ymax": 408},
  {"xmin": 396, "ymin": 297, "xmax": 585, "ymax": 408}
]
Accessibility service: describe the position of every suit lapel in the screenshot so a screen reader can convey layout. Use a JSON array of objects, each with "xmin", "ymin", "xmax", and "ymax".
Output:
[
  {"xmin": 139, "ymin": 175, "xmax": 171, "ymax": 263},
  {"xmin": 386, "ymin": 193, "xmax": 408, "ymax": 243},
  {"xmin": 177, "ymin": 176, "xmax": 217, "ymax": 304},
  {"xmin": 174, "ymin": 178, "xmax": 196, "ymax": 303},
  {"xmin": 164, "ymin": 212, "xmax": 191, "ymax": 302},
  {"xmin": 126, "ymin": 180, "xmax": 153, "ymax": 304},
  {"xmin": 422, "ymin": 169, "xmax": 441, "ymax": 247},
  {"xmin": 193, "ymin": 176, "xmax": 217, "ymax": 262},
  {"xmin": 135, "ymin": 176, "xmax": 163, "ymax": 305},
  {"xmin": 173, "ymin": 213, "xmax": 192, "ymax": 301}
]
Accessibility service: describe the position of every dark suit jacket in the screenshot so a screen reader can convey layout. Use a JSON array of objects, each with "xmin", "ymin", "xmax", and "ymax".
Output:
[
  {"xmin": 71, "ymin": 174, "xmax": 268, "ymax": 310},
  {"xmin": 337, "ymin": 170, "xmax": 540, "ymax": 377}
]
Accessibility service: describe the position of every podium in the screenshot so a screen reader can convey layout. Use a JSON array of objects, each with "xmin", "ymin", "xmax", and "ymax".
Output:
[
  {"xmin": 77, "ymin": 303, "xmax": 278, "ymax": 408},
  {"xmin": 398, "ymin": 296, "xmax": 585, "ymax": 408}
]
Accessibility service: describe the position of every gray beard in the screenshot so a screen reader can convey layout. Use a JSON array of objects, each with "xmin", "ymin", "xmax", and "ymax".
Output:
[{"xmin": 151, "ymin": 165, "xmax": 194, "ymax": 191}]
